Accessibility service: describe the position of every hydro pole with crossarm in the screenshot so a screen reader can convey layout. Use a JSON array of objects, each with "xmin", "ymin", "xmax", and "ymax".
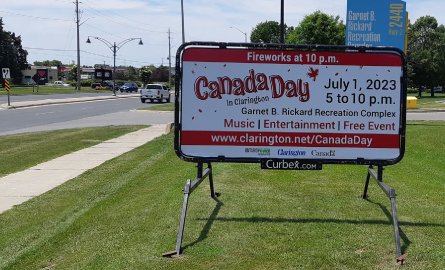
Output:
[{"xmin": 86, "ymin": 36, "xmax": 143, "ymax": 95}]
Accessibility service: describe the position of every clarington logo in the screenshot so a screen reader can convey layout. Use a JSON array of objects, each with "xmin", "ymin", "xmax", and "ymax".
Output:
[{"xmin": 278, "ymin": 149, "xmax": 306, "ymax": 157}]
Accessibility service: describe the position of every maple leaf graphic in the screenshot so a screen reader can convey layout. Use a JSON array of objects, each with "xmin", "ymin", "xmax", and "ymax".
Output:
[{"xmin": 307, "ymin": 67, "xmax": 319, "ymax": 81}]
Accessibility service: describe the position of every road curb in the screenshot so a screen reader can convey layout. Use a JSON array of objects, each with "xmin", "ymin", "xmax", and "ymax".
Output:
[
  {"xmin": 0, "ymin": 94, "xmax": 139, "ymax": 109},
  {"xmin": 407, "ymin": 109, "xmax": 445, "ymax": 113}
]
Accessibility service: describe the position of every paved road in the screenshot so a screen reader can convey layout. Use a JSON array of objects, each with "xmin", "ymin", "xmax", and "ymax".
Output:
[
  {"xmin": 1, "ymin": 92, "xmax": 444, "ymax": 136},
  {"xmin": 0, "ymin": 95, "xmax": 173, "ymax": 136},
  {"xmin": 406, "ymin": 111, "xmax": 445, "ymax": 121}
]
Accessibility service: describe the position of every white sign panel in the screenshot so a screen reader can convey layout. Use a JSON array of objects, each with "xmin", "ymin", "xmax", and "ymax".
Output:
[
  {"xmin": 2, "ymin": 68, "xmax": 10, "ymax": 79},
  {"xmin": 177, "ymin": 46, "xmax": 405, "ymax": 164}
]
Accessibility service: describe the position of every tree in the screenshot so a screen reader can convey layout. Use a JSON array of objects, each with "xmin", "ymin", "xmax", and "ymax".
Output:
[
  {"xmin": 286, "ymin": 11, "xmax": 345, "ymax": 45},
  {"xmin": 151, "ymin": 65, "xmax": 169, "ymax": 82},
  {"xmin": 139, "ymin": 65, "xmax": 153, "ymax": 84},
  {"xmin": 250, "ymin": 21, "xmax": 293, "ymax": 43},
  {"xmin": 127, "ymin": 66, "xmax": 138, "ymax": 81},
  {"xmin": 407, "ymin": 16, "xmax": 445, "ymax": 97},
  {"xmin": 33, "ymin": 60, "xmax": 63, "ymax": 66},
  {"xmin": 68, "ymin": 65, "xmax": 78, "ymax": 81},
  {"xmin": 0, "ymin": 18, "xmax": 28, "ymax": 84}
]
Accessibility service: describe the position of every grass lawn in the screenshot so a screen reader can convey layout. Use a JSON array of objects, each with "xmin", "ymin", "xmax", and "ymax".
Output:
[
  {"xmin": 0, "ymin": 126, "xmax": 146, "ymax": 177},
  {"xmin": 139, "ymin": 102, "xmax": 174, "ymax": 111},
  {"xmin": 407, "ymin": 93, "xmax": 445, "ymax": 110},
  {"xmin": 0, "ymin": 122, "xmax": 444, "ymax": 269},
  {"xmin": 0, "ymin": 86, "xmax": 102, "ymax": 96}
]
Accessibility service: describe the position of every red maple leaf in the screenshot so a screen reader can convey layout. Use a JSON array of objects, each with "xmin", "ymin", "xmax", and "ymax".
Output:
[{"xmin": 307, "ymin": 67, "xmax": 319, "ymax": 81}]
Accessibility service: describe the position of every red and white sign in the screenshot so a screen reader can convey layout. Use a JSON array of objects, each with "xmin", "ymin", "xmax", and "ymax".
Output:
[{"xmin": 178, "ymin": 46, "xmax": 404, "ymax": 163}]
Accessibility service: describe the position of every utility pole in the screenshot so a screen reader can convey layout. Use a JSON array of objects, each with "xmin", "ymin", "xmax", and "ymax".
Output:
[
  {"xmin": 280, "ymin": 0, "xmax": 285, "ymax": 43},
  {"xmin": 181, "ymin": 0, "xmax": 185, "ymax": 43},
  {"xmin": 168, "ymin": 28, "xmax": 172, "ymax": 87},
  {"xmin": 75, "ymin": 0, "xmax": 81, "ymax": 90}
]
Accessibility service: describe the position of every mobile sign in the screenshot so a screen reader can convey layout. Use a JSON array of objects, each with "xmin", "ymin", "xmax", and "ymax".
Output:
[{"xmin": 175, "ymin": 43, "xmax": 406, "ymax": 165}]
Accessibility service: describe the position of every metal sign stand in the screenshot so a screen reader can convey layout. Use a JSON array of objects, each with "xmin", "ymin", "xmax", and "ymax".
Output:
[
  {"xmin": 162, "ymin": 162, "xmax": 219, "ymax": 258},
  {"xmin": 363, "ymin": 165, "xmax": 406, "ymax": 264}
]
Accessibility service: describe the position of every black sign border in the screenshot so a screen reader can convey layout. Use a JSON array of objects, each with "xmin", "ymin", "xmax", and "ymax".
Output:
[{"xmin": 174, "ymin": 42, "xmax": 407, "ymax": 166}]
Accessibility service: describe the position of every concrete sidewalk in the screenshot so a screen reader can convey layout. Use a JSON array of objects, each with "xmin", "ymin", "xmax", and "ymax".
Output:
[{"xmin": 0, "ymin": 123, "xmax": 172, "ymax": 214}]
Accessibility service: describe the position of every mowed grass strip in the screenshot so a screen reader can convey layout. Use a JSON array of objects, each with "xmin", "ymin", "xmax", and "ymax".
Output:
[
  {"xmin": 0, "ymin": 86, "xmax": 99, "ymax": 96},
  {"xmin": 139, "ymin": 102, "xmax": 174, "ymax": 111},
  {"xmin": 0, "ymin": 126, "xmax": 146, "ymax": 177},
  {"xmin": 0, "ymin": 122, "xmax": 444, "ymax": 269}
]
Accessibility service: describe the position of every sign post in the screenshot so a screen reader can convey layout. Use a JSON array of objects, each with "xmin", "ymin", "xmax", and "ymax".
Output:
[{"xmin": 2, "ymin": 68, "xmax": 11, "ymax": 106}]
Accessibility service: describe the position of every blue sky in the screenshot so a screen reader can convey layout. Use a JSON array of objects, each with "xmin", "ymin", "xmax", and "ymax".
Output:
[{"xmin": 0, "ymin": 0, "xmax": 443, "ymax": 67}]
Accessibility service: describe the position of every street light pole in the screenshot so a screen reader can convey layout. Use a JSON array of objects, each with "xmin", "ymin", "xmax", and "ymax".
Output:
[
  {"xmin": 86, "ymin": 36, "xmax": 143, "ymax": 96},
  {"xmin": 113, "ymin": 42, "xmax": 117, "ymax": 96},
  {"xmin": 280, "ymin": 0, "xmax": 285, "ymax": 43},
  {"xmin": 181, "ymin": 0, "xmax": 185, "ymax": 43},
  {"xmin": 75, "ymin": 0, "xmax": 81, "ymax": 90},
  {"xmin": 229, "ymin": 26, "xmax": 247, "ymax": 42}
]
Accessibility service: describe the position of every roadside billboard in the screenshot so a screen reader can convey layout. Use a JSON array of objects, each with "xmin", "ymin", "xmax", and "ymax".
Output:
[
  {"xmin": 175, "ymin": 43, "xmax": 406, "ymax": 165},
  {"xmin": 346, "ymin": 0, "xmax": 407, "ymax": 52}
]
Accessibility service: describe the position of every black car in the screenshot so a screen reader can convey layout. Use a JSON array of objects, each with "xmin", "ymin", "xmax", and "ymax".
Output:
[
  {"xmin": 119, "ymin": 82, "xmax": 138, "ymax": 93},
  {"xmin": 114, "ymin": 82, "xmax": 124, "ymax": 90},
  {"xmin": 91, "ymin": 81, "xmax": 114, "ymax": 89}
]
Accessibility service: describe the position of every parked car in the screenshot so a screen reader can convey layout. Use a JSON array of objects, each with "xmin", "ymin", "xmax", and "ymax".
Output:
[
  {"xmin": 140, "ymin": 84, "xmax": 170, "ymax": 103},
  {"xmin": 114, "ymin": 82, "xmax": 124, "ymax": 90},
  {"xmin": 119, "ymin": 82, "xmax": 138, "ymax": 93},
  {"xmin": 91, "ymin": 81, "xmax": 113, "ymax": 89},
  {"xmin": 46, "ymin": 81, "xmax": 71, "ymax": 87}
]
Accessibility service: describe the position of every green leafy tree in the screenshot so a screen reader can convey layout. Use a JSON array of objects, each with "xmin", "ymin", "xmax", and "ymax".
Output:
[
  {"xmin": 0, "ymin": 18, "xmax": 28, "ymax": 84},
  {"xmin": 151, "ymin": 65, "xmax": 169, "ymax": 82},
  {"xmin": 139, "ymin": 65, "xmax": 153, "ymax": 84},
  {"xmin": 407, "ymin": 16, "xmax": 444, "ymax": 97},
  {"xmin": 250, "ymin": 21, "xmax": 293, "ymax": 43},
  {"xmin": 287, "ymin": 11, "xmax": 345, "ymax": 45},
  {"xmin": 127, "ymin": 66, "xmax": 138, "ymax": 81},
  {"xmin": 33, "ymin": 60, "xmax": 63, "ymax": 66},
  {"xmin": 68, "ymin": 65, "xmax": 77, "ymax": 81}
]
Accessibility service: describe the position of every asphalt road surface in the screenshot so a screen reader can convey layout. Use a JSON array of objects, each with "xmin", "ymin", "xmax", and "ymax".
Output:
[
  {"xmin": 0, "ymin": 96, "xmax": 173, "ymax": 136},
  {"xmin": 1, "ymin": 92, "xmax": 444, "ymax": 136}
]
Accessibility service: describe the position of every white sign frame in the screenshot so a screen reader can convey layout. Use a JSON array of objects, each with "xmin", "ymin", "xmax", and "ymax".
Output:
[{"xmin": 174, "ymin": 43, "xmax": 406, "ymax": 166}]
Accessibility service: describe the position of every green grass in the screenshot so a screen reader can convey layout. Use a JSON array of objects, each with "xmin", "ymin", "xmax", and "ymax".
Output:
[
  {"xmin": 0, "ymin": 126, "xmax": 146, "ymax": 177},
  {"xmin": 0, "ymin": 122, "xmax": 444, "ymax": 269},
  {"xmin": 139, "ymin": 102, "xmax": 174, "ymax": 111},
  {"xmin": 408, "ymin": 93, "xmax": 445, "ymax": 109},
  {"xmin": 0, "ymin": 86, "xmax": 102, "ymax": 96}
]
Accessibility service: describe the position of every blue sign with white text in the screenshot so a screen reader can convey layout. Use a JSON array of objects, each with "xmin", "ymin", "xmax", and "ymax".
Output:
[{"xmin": 346, "ymin": 0, "xmax": 406, "ymax": 52}]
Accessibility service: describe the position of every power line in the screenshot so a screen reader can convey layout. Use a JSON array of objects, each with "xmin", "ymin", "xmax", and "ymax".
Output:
[
  {"xmin": 80, "ymin": 1, "xmax": 168, "ymax": 34},
  {"xmin": 23, "ymin": 47, "xmax": 77, "ymax": 52},
  {"xmin": 0, "ymin": 10, "xmax": 72, "ymax": 22}
]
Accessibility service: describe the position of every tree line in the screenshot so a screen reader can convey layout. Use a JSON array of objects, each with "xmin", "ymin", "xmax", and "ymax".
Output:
[
  {"xmin": 0, "ymin": 18, "xmax": 28, "ymax": 85},
  {"xmin": 2, "ymin": 13, "xmax": 445, "ymax": 94},
  {"xmin": 251, "ymin": 11, "xmax": 445, "ymax": 96}
]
